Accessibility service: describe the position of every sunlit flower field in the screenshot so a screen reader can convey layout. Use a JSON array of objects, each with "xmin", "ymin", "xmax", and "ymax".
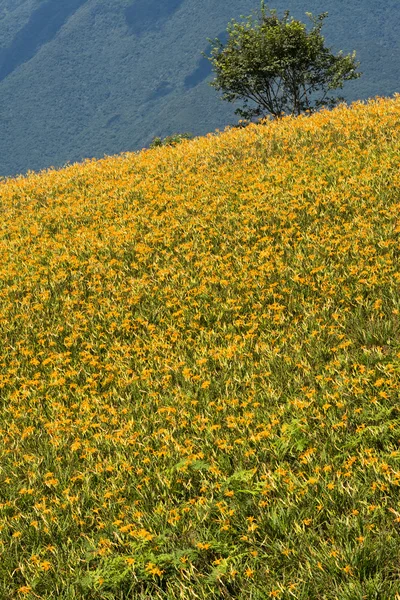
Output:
[{"xmin": 0, "ymin": 95, "xmax": 400, "ymax": 599}]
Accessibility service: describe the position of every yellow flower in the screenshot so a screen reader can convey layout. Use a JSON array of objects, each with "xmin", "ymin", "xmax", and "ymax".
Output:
[
  {"xmin": 145, "ymin": 562, "xmax": 163, "ymax": 576},
  {"xmin": 196, "ymin": 542, "xmax": 211, "ymax": 550},
  {"xmin": 343, "ymin": 565, "xmax": 353, "ymax": 575}
]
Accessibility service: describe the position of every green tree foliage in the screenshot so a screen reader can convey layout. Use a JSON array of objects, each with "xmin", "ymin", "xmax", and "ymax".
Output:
[
  {"xmin": 149, "ymin": 132, "xmax": 193, "ymax": 149},
  {"xmin": 206, "ymin": 3, "xmax": 362, "ymax": 120}
]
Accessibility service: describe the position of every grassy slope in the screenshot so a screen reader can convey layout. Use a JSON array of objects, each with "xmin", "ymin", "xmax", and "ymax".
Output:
[
  {"xmin": 0, "ymin": 96, "xmax": 400, "ymax": 599},
  {"xmin": 0, "ymin": 0, "xmax": 399, "ymax": 177}
]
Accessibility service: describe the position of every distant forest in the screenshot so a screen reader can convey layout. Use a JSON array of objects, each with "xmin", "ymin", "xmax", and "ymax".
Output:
[{"xmin": 0, "ymin": 0, "xmax": 398, "ymax": 177}]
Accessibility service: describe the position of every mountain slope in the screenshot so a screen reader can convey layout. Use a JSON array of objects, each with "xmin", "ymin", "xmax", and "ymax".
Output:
[
  {"xmin": 0, "ymin": 0, "xmax": 399, "ymax": 177},
  {"xmin": 0, "ymin": 96, "xmax": 399, "ymax": 598}
]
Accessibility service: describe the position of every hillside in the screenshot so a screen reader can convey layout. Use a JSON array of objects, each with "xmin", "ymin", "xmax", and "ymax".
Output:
[
  {"xmin": 0, "ymin": 96, "xmax": 400, "ymax": 598},
  {"xmin": 0, "ymin": 0, "xmax": 399, "ymax": 177}
]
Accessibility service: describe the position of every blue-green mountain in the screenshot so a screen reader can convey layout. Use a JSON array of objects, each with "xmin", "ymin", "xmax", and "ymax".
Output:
[{"xmin": 0, "ymin": 0, "xmax": 398, "ymax": 177}]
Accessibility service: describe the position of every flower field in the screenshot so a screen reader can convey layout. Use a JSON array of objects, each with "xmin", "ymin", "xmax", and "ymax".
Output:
[{"xmin": 0, "ymin": 95, "xmax": 400, "ymax": 599}]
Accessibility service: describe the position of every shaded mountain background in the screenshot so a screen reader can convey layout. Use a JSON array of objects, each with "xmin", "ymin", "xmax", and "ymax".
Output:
[{"xmin": 0, "ymin": 0, "xmax": 398, "ymax": 177}]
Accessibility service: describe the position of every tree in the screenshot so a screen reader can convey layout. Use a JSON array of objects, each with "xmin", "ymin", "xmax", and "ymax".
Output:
[{"xmin": 205, "ymin": 3, "xmax": 362, "ymax": 120}]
